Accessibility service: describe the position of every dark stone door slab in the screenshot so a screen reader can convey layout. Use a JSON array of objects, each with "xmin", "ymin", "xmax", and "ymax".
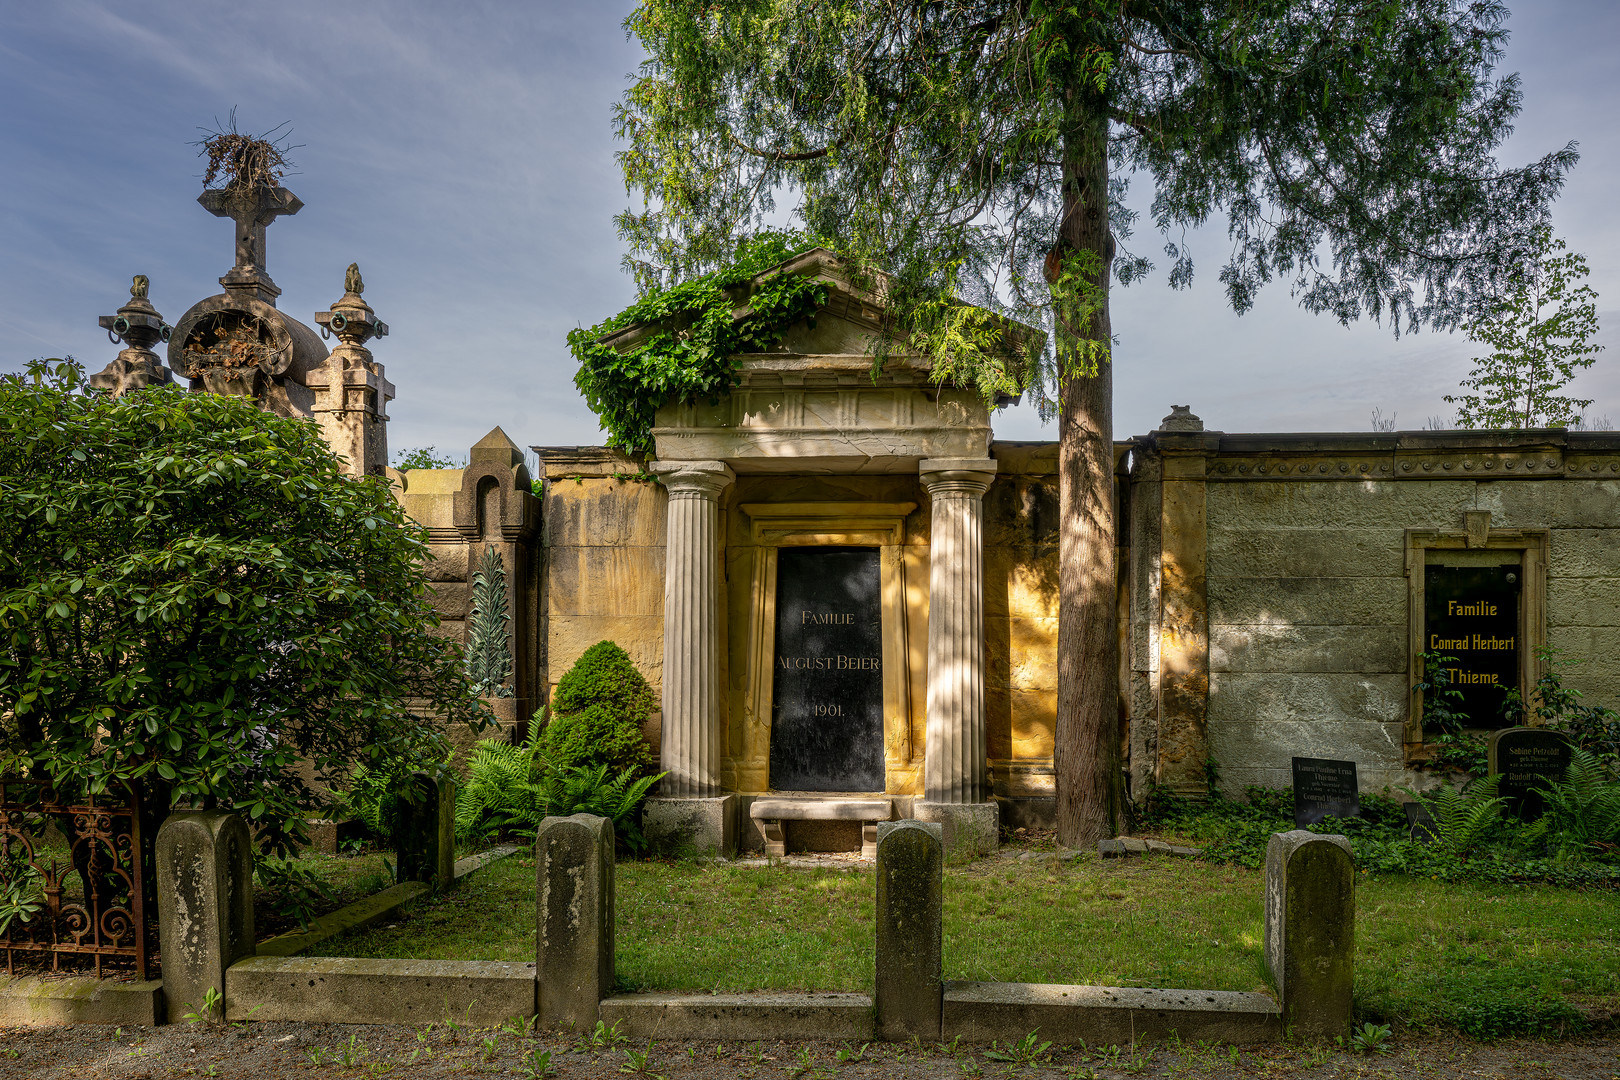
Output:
[
  {"xmin": 770, "ymin": 546, "xmax": 884, "ymax": 792},
  {"xmin": 1424, "ymin": 564, "xmax": 1521, "ymax": 728}
]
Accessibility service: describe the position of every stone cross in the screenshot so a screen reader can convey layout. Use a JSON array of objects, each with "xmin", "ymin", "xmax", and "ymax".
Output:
[{"xmin": 198, "ymin": 185, "xmax": 303, "ymax": 303}]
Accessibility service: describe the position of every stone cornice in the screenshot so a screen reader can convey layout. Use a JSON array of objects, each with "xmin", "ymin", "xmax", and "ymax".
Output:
[{"xmin": 1130, "ymin": 428, "xmax": 1620, "ymax": 480}]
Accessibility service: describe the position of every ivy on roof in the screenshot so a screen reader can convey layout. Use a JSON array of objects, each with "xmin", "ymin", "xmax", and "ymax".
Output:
[{"xmin": 568, "ymin": 232, "xmax": 831, "ymax": 453}]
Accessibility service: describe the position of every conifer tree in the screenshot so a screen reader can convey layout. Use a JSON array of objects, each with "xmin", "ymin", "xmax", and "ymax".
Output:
[{"xmin": 612, "ymin": 0, "xmax": 1577, "ymax": 844}]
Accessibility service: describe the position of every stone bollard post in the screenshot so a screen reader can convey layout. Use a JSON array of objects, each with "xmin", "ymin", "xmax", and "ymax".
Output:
[
  {"xmin": 536, "ymin": 814, "xmax": 615, "ymax": 1030},
  {"xmin": 875, "ymin": 820, "xmax": 944, "ymax": 1041},
  {"xmin": 396, "ymin": 771, "xmax": 455, "ymax": 889},
  {"xmin": 1265, "ymin": 830, "xmax": 1354, "ymax": 1039},
  {"xmin": 155, "ymin": 811, "xmax": 255, "ymax": 1024}
]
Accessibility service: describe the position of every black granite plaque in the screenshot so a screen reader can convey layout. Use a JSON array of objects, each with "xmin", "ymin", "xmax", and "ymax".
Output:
[
  {"xmin": 769, "ymin": 547, "xmax": 884, "ymax": 792},
  {"xmin": 1424, "ymin": 564, "xmax": 1521, "ymax": 728},
  {"xmin": 1292, "ymin": 757, "xmax": 1359, "ymax": 828},
  {"xmin": 1488, "ymin": 726, "xmax": 1571, "ymax": 819}
]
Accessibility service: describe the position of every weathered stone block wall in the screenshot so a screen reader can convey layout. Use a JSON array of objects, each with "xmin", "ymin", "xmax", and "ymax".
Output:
[
  {"xmin": 1126, "ymin": 428, "xmax": 1620, "ymax": 799},
  {"xmin": 1204, "ymin": 476, "xmax": 1463, "ymax": 794},
  {"xmin": 538, "ymin": 448, "xmax": 668, "ymax": 753}
]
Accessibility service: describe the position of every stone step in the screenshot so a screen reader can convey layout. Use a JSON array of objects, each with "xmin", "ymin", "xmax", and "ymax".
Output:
[{"xmin": 749, "ymin": 797, "xmax": 897, "ymax": 858}]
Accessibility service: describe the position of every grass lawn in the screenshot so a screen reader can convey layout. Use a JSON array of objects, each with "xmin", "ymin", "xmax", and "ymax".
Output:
[{"xmin": 308, "ymin": 849, "xmax": 1619, "ymax": 1036}]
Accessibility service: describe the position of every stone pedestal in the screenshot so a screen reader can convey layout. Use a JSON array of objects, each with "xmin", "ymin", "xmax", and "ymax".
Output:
[
  {"xmin": 643, "ymin": 795, "xmax": 736, "ymax": 858},
  {"xmin": 919, "ymin": 459, "xmax": 996, "ymax": 811},
  {"xmin": 1265, "ymin": 830, "xmax": 1354, "ymax": 1039},
  {"xmin": 875, "ymin": 820, "xmax": 943, "ymax": 1041},
  {"xmin": 916, "ymin": 800, "xmax": 1000, "ymax": 858},
  {"xmin": 537, "ymin": 814, "xmax": 616, "ymax": 1029},
  {"xmin": 396, "ymin": 771, "xmax": 455, "ymax": 889},
  {"xmin": 652, "ymin": 460, "xmax": 735, "ymax": 798},
  {"xmin": 155, "ymin": 812, "xmax": 255, "ymax": 1023}
]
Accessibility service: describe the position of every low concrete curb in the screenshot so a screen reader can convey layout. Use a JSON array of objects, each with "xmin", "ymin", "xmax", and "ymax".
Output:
[
  {"xmin": 226, "ymin": 956, "xmax": 536, "ymax": 1025},
  {"xmin": 942, "ymin": 982, "xmax": 1281, "ymax": 1044},
  {"xmin": 0, "ymin": 975, "xmax": 164, "ymax": 1026},
  {"xmin": 256, "ymin": 845, "xmax": 520, "ymax": 959},
  {"xmin": 599, "ymin": 992, "xmax": 875, "ymax": 1040}
]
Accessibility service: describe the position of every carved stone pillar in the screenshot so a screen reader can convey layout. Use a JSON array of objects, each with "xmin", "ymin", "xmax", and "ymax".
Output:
[
  {"xmin": 919, "ymin": 458, "xmax": 997, "ymax": 806},
  {"xmin": 652, "ymin": 460, "xmax": 735, "ymax": 797}
]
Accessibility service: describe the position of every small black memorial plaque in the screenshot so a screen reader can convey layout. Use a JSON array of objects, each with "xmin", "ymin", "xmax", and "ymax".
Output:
[
  {"xmin": 1424, "ymin": 564, "xmax": 1521, "ymax": 728},
  {"xmin": 1292, "ymin": 757, "xmax": 1359, "ymax": 828},
  {"xmin": 1488, "ymin": 726, "xmax": 1571, "ymax": 819},
  {"xmin": 769, "ymin": 546, "xmax": 885, "ymax": 792}
]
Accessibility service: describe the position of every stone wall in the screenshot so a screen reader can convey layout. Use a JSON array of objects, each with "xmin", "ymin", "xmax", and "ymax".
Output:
[
  {"xmin": 537, "ymin": 448, "xmax": 667, "ymax": 754},
  {"xmin": 1126, "ymin": 427, "xmax": 1620, "ymax": 800},
  {"xmin": 982, "ymin": 444, "xmax": 1062, "ymax": 819}
]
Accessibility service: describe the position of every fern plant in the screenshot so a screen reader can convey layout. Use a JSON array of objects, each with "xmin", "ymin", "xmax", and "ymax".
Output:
[
  {"xmin": 452, "ymin": 722, "xmax": 666, "ymax": 851},
  {"xmin": 334, "ymin": 762, "xmax": 410, "ymax": 843},
  {"xmin": 455, "ymin": 724, "xmax": 548, "ymax": 844},
  {"xmin": 1403, "ymin": 775, "xmax": 1504, "ymax": 858},
  {"xmin": 1525, "ymin": 749, "xmax": 1620, "ymax": 859},
  {"xmin": 542, "ymin": 763, "xmax": 665, "ymax": 851},
  {"xmin": 466, "ymin": 545, "xmax": 514, "ymax": 697}
]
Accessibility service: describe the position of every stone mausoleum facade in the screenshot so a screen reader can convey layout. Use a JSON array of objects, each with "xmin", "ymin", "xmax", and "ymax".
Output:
[{"xmin": 88, "ymin": 196, "xmax": 1620, "ymax": 855}]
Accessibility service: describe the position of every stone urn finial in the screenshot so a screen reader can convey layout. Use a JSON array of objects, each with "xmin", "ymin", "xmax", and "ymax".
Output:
[
  {"xmin": 315, "ymin": 262, "xmax": 388, "ymax": 364},
  {"xmin": 1160, "ymin": 405, "xmax": 1204, "ymax": 432},
  {"xmin": 91, "ymin": 275, "xmax": 174, "ymax": 395}
]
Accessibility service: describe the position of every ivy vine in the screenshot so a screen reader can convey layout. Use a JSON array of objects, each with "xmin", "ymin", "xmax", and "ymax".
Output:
[{"xmin": 568, "ymin": 232, "xmax": 831, "ymax": 452}]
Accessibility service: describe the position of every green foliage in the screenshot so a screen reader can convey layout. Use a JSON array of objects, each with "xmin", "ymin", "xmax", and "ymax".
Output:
[
  {"xmin": 1428, "ymin": 732, "xmax": 1490, "ymax": 779},
  {"xmin": 454, "ymin": 720, "xmax": 664, "ymax": 851},
  {"xmin": 255, "ymin": 855, "xmax": 337, "ymax": 931},
  {"xmin": 1402, "ymin": 776, "xmax": 1504, "ymax": 858},
  {"xmin": 540, "ymin": 763, "xmax": 664, "ymax": 851},
  {"xmin": 1142, "ymin": 782, "xmax": 1620, "ymax": 888},
  {"xmin": 567, "ymin": 232, "xmax": 831, "ymax": 451},
  {"xmin": 0, "ymin": 359, "xmax": 488, "ymax": 857},
  {"xmin": 333, "ymin": 761, "xmax": 410, "ymax": 844},
  {"xmin": 1446, "ymin": 227, "xmax": 1605, "ymax": 429},
  {"xmin": 455, "ymin": 727, "xmax": 548, "ymax": 844},
  {"xmin": 391, "ymin": 446, "xmax": 461, "ymax": 471},
  {"xmin": 542, "ymin": 705, "xmax": 656, "ymax": 778},
  {"xmin": 465, "ymin": 545, "xmax": 513, "ymax": 698},
  {"xmin": 1414, "ymin": 652, "xmax": 1470, "ymax": 734},
  {"xmin": 0, "ymin": 863, "xmax": 42, "ymax": 935},
  {"xmin": 543, "ymin": 641, "xmax": 657, "ymax": 775},
  {"xmin": 1524, "ymin": 749, "xmax": 1620, "ymax": 859},
  {"xmin": 615, "ymin": 0, "xmax": 1574, "ymax": 417},
  {"xmin": 1347, "ymin": 1021, "xmax": 1393, "ymax": 1055},
  {"xmin": 1502, "ymin": 648, "xmax": 1620, "ymax": 775}
]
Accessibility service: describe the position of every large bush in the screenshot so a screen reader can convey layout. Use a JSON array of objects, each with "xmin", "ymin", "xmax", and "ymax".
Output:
[
  {"xmin": 540, "ymin": 640, "xmax": 656, "ymax": 775},
  {"xmin": 0, "ymin": 359, "xmax": 487, "ymax": 856}
]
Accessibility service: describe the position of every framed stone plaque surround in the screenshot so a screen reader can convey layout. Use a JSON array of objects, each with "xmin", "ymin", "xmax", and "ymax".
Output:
[
  {"xmin": 735, "ymin": 502, "xmax": 918, "ymax": 794},
  {"xmin": 1405, "ymin": 512, "xmax": 1548, "ymax": 755}
]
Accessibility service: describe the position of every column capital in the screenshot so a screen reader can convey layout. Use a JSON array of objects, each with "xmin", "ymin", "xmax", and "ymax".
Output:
[
  {"xmin": 652, "ymin": 459, "xmax": 735, "ymax": 498},
  {"xmin": 919, "ymin": 457, "xmax": 996, "ymax": 498}
]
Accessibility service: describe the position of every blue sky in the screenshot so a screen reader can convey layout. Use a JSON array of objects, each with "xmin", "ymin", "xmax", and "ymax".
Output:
[{"xmin": 3, "ymin": 1, "xmax": 1615, "ymax": 457}]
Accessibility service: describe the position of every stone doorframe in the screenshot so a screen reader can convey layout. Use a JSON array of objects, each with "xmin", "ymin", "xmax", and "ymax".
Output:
[
  {"xmin": 1404, "ymin": 512, "xmax": 1550, "ymax": 755},
  {"xmin": 734, "ymin": 502, "xmax": 919, "ymax": 794}
]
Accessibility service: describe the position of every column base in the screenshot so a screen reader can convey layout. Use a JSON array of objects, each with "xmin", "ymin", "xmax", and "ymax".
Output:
[
  {"xmin": 915, "ymin": 801, "xmax": 999, "ymax": 858},
  {"xmin": 643, "ymin": 796, "xmax": 736, "ymax": 858}
]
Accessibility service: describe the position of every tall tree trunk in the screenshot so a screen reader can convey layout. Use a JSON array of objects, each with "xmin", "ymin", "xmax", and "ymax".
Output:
[{"xmin": 1053, "ymin": 103, "xmax": 1120, "ymax": 848}]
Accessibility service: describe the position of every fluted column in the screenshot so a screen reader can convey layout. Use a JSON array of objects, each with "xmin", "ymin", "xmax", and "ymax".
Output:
[
  {"xmin": 920, "ymin": 457, "xmax": 997, "ymax": 803},
  {"xmin": 652, "ymin": 460, "xmax": 735, "ymax": 797}
]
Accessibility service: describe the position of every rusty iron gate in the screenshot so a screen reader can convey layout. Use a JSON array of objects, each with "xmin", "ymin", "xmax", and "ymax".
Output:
[{"xmin": 0, "ymin": 779, "xmax": 148, "ymax": 979}]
